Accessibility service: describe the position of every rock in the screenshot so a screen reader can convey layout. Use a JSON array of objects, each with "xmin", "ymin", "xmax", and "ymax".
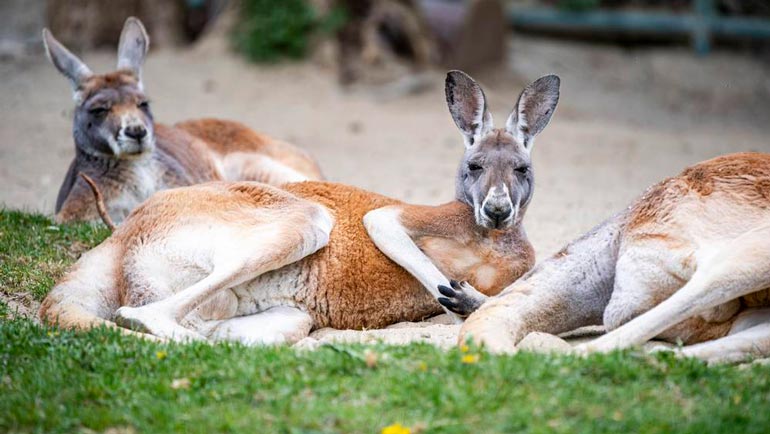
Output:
[
  {"xmin": 302, "ymin": 324, "xmax": 461, "ymax": 349},
  {"xmin": 293, "ymin": 337, "xmax": 321, "ymax": 350},
  {"xmin": 518, "ymin": 332, "xmax": 572, "ymax": 354},
  {"xmin": 426, "ymin": 313, "xmax": 458, "ymax": 325}
]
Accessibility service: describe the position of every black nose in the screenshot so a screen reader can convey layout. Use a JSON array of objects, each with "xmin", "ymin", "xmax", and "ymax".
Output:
[
  {"xmin": 483, "ymin": 203, "xmax": 512, "ymax": 226},
  {"xmin": 124, "ymin": 125, "xmax": 147, "ymax": 141}
]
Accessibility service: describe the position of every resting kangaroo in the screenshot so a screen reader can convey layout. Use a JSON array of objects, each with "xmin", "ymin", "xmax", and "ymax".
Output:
[
  {"xmin": 441, "ymin": 153, "xmax": 770, "ymax": 363},
  {"xmin": 44, "ymin": 17, "xmax": 323, "ymax": 225},
  {"xmin": 39, "ymin": 72, "xmax": 561, "ymax": 344}
]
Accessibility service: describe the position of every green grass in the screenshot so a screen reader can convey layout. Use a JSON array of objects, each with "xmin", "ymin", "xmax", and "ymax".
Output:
[
  {"xmin": 0, "ymin": 209, "xmax": 109, "ymax": 302},
  {"xmin": 1, "ymin": 208, "xmax": 770, "ymax": 433}
]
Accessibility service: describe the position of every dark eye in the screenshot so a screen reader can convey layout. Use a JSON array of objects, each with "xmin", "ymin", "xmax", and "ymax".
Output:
[
  {"xmin": 515, "ymin": 166, "xmax": 530, "ymax": 175},
  {"xmin": 138, "ymin": 101, "xmax": 150, "ymax": 110},
  {"xmin": 88, "ymin": 107, "xmax": 108, "ymax": 117},
  {"xmin": 468, "ymin": 163, "xmax": 483, "ymax": 172}
]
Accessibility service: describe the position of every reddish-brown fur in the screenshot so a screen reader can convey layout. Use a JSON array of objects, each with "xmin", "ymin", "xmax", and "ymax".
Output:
[
  {"xmin": 283, "ymin": 182, "xmax": 532, "ymax": 329},
  {"xmin": 176, "ymin": 119, "xmax": 324, "ymax": 181},
  {"xmin": 627, "ymin": 153, "xmax": 770, "ymax": 231}
]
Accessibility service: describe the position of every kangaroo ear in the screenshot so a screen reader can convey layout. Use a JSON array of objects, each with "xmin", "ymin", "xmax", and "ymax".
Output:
[
  {"xmin": 505, "ymin": 75, "xmax": 560, "ymax": 151},
  {"xmin": 445, "ymin": 70, "xmax": 494, "ymax": 148},
  {"xmin": 42, "ymin": 28, "xmax": 93, "ymax": 91},
  {"xmin": 117, "ymin": 17, "xmax": 149, "ymax": 86}
]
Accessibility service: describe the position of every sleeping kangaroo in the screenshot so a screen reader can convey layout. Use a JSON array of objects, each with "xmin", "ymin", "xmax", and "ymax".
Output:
[
  {"xmin": 39, "ymin": 71, "xmax": 560, "ymax": 344},
  {"xmin": 44, "ymin": 17, "xmax": 323, "ymax": 225},
  {"xmin": 441, "ymin": 153, "xmax": 770, "ymax": 363}
]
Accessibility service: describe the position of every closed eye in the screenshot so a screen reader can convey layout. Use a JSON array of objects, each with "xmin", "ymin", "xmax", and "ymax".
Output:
[{"xmin": 88, "ymin": 107, "xmax": 109, "ymax": 117}]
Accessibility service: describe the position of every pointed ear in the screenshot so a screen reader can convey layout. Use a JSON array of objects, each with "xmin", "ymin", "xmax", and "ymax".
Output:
[
  {"xmin": 445, "ymin": 70, "xmax": 494, "ymax": 148},
  {"xmin": 505, "ymin": 74, "xmax": 560, "ymax": 150},
  {"xmin": 42, "ymin": 28, "xmax": 93, "ymax": 91},
  {"xmin": 117, "ymin": 17, "xmax": 149, "ymax": 85}
]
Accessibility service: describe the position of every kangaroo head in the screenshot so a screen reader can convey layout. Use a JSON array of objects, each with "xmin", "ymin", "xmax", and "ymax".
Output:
[
  {"xmin": 445, "ymin": 71, "xmax": 560, "ymax": 230},
  {"xmin": 43, "ymin": 17, "xmax": 154, "ymax": 159}
]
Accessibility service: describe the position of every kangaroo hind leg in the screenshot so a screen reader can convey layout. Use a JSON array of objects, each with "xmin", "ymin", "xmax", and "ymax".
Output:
[
  {"xmin": 206, "ymin": 306, "xmax": 313, "ymax": 345},
  {"xmin": 581, "ymin": 223, "xmax": 770, "ymax": 353},
  {"xmin": 116, "ymin": 202, "xmax": 333, "ymax": 342}
]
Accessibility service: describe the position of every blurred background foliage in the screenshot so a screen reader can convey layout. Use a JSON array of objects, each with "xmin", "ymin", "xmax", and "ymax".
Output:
[{"xmin": 231, "ymin": 0, "xmax": 347, "ymax": 62}]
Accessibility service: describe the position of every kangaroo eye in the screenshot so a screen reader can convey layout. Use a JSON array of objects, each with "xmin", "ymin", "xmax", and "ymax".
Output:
[
  {"xmin": 138, "ymin": 101, "xmax": 150, "ymax": 110},
  {"xmin": 515, "ymin": 166, "xmax": 530, "ymax": 174},
  {"xmin": 468, "ymin": 163, "xmax": 483, "ymax": 172},
  {"xmin": 89, "ymin": 107, "xmax": 108, "ymax": 117}
]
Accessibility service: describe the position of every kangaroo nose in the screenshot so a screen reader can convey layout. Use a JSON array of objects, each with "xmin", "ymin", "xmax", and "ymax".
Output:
[
  {"xmin": 124, "ymin": 125, "xmax": 147, "ymax": 141},
  {"xmin": 483, "ymin": 203, "xmax": 512, "ymax": 227}
]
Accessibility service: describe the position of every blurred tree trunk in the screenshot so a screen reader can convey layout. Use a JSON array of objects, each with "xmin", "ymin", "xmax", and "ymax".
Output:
[
  {"xmin": 46, "ymin": 0, "xmax": 186, "ymax": 50},
  {"xmin": 0, "ymin": 0, "xmax": 46, "ymax": 57}
]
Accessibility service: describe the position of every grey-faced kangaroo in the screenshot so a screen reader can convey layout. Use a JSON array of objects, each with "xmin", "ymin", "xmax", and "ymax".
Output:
[{"xmin": 44, "ymin": 17, "xmax": 323, "ymax": 225}]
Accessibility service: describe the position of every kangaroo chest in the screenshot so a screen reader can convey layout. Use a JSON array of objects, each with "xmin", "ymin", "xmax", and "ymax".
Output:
[{"xmin": 416, "ymin": 236, "xmax": 505, "ymax": 295}]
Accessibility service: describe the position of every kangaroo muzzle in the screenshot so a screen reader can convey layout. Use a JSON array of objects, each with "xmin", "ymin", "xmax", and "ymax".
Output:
[
  {"xmin": 117, "ymin": 115, "xmax": 152, "ymax": 156},
  {"xmin": 480, "ymin": 185, "xmax": 515, "ymax": 229}
]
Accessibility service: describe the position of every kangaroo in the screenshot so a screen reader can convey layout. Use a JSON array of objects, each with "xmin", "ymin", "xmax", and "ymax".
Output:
[
  {"xmin": 44, "ymin": 17, "xmax": 323, "ymax": 225},
  {"xmin": 39, "ymin": 71, "xmax": 561, "ymax": 344},
  {"xmin": 440, "ymin": 153, "xmax": 770, "ymax": 363}
]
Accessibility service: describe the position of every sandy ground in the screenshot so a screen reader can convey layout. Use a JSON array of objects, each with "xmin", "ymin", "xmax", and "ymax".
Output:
[
  {"xmin": 1, "ymin": 35, "xmax": 769, "ymax": 347},
  {"xmin": 2, "ymin": 36, "xmax": 769, "ymax": 258}
]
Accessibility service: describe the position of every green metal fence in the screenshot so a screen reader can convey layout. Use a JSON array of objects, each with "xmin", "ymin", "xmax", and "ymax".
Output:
[{"xmin": 508, "ymin": 0, "xmax": 770, "ymax": 54}]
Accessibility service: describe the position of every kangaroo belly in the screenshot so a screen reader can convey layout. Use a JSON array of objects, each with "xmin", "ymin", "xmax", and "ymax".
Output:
[{"xmin": 284, "ymin": 182, "xmax": 441, "ymax": 329}]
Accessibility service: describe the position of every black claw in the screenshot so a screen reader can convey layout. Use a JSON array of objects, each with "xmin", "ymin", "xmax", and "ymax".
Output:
[
  {"xmin": 450, "ymin": 280, "xmax": 462, "ymax": 290},
  {"xmin": 438, "ymin": 285, "xmax": 456, "ymax": 297},
  {"xmin": 438, "ymin": 297, "xmax": 458, "ymax": 309}
]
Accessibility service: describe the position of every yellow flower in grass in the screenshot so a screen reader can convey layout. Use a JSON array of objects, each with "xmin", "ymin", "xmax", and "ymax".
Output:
[
  {"xmin": 460, "ymin": 344, "xmax": 470, "ymax": 353},
  {"xmin": 382, "ymin": 423, "xmax": 410, "ymax": 434},
  {"xmin": 155, "ymin": 350, "xmax": 167, "ymax": 360},
  {"xmin": 461, "ymin": 354, "xmax": 480, "ymax": 364}
]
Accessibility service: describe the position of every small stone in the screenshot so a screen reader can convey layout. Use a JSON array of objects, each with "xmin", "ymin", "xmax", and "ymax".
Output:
[
  {"xmin": 518, "ymin": 332, "xmax": 572, "ymax": 354},
  {"xmin": 293, "ymin": 337, "xmax": 321, "ymax": 350},
  {"xmin": 171, "ymin": 378, "xmax": 191, "ymax": 390}
]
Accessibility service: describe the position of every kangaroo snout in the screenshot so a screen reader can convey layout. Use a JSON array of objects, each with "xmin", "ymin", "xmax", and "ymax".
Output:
[
  {"xmin": 482, "ymin": 201, "xmax": 513, "ymax": 229},
  {"xmin": 478, "ymin": 185, "xmax": 515, "ymax": 229},
  {"xmin": 117, "ymin": 120, "xmax": 153, "ymax": 155},
  {"xmin": 124, "ymin": 124, "xmax": 147, "ymax": 141},
  {"xmin": 483, "ymin": 202, "xmax": 512, "ymax": 227}
]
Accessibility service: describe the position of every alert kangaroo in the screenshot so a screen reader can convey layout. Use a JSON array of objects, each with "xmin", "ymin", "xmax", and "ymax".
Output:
[
  {"xmin": 39, "ymin": 71, "xmax": 561, "ymax": 344},
  {"xmin": 441, "ymin": 153, "xmax": 770, "ymax": 363},
  {"xmin": 44, "ymin": 17, "xmax": 323, "ymax": 225}
]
